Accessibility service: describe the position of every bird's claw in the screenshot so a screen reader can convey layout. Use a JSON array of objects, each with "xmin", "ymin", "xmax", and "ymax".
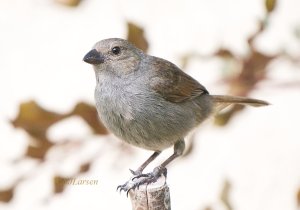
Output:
[
  {"xmin": 117, "ymin": 166, "xmax": 167, "ymax": 196},
  {"xmin": 116, "ymin": 180, "xmax": 136, "ymax": 197}
]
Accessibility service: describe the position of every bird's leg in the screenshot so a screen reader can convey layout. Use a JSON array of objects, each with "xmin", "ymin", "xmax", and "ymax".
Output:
[
  {"xmin": 159, "ymin": 139, "xmax": 185, "ymax": 169},
  {"xmin": 133, "ymin": 139, "xmax": 185, "ymax": 180},
  {"xmin": 129, "ymin": 151, "xmax": 161, "ymax": 175},
  {"xmin": 117, "ymin": 151, "xmax": 161, "ymax": 193},
  {"xmin": 118, "ymin": 139, "xmax": 185, "ymax": 195}
]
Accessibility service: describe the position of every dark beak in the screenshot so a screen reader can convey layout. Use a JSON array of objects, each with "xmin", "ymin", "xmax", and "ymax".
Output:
[{"xmin": 83, "ymin": 49, "xmax": 105, "ymax": 65}]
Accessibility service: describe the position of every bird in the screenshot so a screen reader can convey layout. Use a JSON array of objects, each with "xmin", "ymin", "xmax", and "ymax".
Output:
[{"xmin": 83, "ymin": 38, "xmax": 269, "ymax": 193}]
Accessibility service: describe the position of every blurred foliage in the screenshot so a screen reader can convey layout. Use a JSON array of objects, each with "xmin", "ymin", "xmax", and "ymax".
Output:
[
  {"xmin": 53, "ymin": 176, "xmax": 67, "ymax": 194},
  {"xmin": 55, "ymin": 0, "xmax": 82, "ymax": 7},
  {"xmin": 53, "ymin": 162, "xmax": 92, "ymax": 194},
  {"xmin": 220, "ymin": 180, "xmax": 233, "ymax": 210},
  {"xmin": 180, "ymin": 0, "xmax": 299, "ymax": 126},
  {"xmin": 181, "ymin": 133, "xmax": 195, "ymax": 158},
  {"xmin": 265, "ymin": 0, "xmax": 277, "ymax": 13},
  {"xmin": 11, "ymin": 101, "xmax": 108, "ymax": 160},
  {"xmin": 1, "ymin": 101, "xmax": 108, "ymax": 201},
  {"xmin": 297, "ymin": 187, "xmax": 300, "ymax": 207},
  {"xmin": 127, "ymin": 22, "xmax": 149, "ymax": 52},
  {"xmin": 181, "ymin": 0, "xmax": 285, "ymax": 155},
  {"xmin": 0, "ymin": 187, "xmax": 14, "ymax": 202},
  {"xmin": 203, "ymin": 208, "xmax": 213, "ymax": 210},
  {"xmin": 201, "ymin": 179, "xmax": 233, "ymax": 210}
]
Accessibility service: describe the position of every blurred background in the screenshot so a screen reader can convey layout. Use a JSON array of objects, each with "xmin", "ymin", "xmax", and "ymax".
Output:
[{"xmin": 0, "ymin": 0, "xmax": 300, "ymax": 209}]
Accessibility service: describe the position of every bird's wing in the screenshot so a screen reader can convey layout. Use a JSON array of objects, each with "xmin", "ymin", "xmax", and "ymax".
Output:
[{"xmin": 149, "ymin": 57, "xmax": 209, "ymax": 103}]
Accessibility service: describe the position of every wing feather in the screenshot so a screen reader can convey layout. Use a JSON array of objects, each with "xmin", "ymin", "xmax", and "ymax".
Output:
[{"xmin": 149, "ymin": 57, "xmax": 208, "ymax": 103}]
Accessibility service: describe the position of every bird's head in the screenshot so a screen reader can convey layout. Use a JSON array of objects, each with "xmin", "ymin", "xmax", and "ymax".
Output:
[{"xmin": 83, "ymin": 38, "xmax": 143, "ymax": 76}]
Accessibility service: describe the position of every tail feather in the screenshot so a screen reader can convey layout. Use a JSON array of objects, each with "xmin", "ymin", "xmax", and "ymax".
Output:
[
  {"xmin": 212, "ymin": 95, "xmax": 269, "ymax": 107},
  {"xmin": 211, "ymin": 95, "xmax": 270, "ymax": 113}
]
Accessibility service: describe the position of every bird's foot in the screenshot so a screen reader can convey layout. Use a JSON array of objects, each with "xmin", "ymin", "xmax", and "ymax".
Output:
[{"xmin": 117, "ymin": 166, "xmax": 167, "ymax": 196}]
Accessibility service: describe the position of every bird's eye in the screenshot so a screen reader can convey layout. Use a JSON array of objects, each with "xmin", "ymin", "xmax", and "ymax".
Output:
[{"xmin": 111, "ymin": 46, "xmax": 121, "ymax": 55}]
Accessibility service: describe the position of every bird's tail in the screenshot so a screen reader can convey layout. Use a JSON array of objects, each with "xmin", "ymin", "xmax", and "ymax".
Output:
[{"xmin": 211, "ymin": 95, "xmax": 270, "ymax": 113}]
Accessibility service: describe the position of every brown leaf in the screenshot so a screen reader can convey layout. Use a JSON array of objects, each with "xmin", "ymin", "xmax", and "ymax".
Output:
[
  {"xmin": 0, "ymin": 187, "xmax": 14, "ymax": 202},
  {"xmin": 297, "ymin": 187, "xmax": 300, "ymax": 207},
  {"xmin": 265, "ymin": 0, "xmax": 277, "ymax": 13},
  {"xmin": 226, "ymin": 50, "xmax": 276, "ymax": 99},
  {"xmin": 215, "ymin": 48, "xmax": 235, "ymax": 59},
  {"xmin": 12, "ymin": 101, "xmax": 65, "ymax": 138},
  {"xmin": 71, "ymin": 102, "xmax": 108, "ymax": 135},
  {"xmin": 11, "ymin": 101, "xmax": 63, "ymax": 159},
  {"xmin": 127, "ymin": 22, "xmax": 149, "ymax": 52},
  {"xmin": 79, "ymin": 162, "xmax": 91, "ymax": 173},
  {"xmin": 26, "ymin": 139, "xmax": 54, "ymax": 160},
  {"xmin": 213, "ymin": 20, "xmax": 276, "ymax": 125},
  {"xmin": 220, "ymin": 180, "xmax": 233, "ymax": 210},
  {"xmin": 53, "ymin": 176, "xmax": 76, "ymax": 193},
  {"xmin": 11, "ymin": 101, "xmax": 108, "ymax": 160},
  {"xmin": 214, "ymin": 105, "xmax": 244, "ymax": 126},
  {"xmin": 55, "ymin": 0, "xmax": 82, "ymax": 7},
  {"xmin": 53, "ymin": 176, "xmax": 68, "ymax": 194}
]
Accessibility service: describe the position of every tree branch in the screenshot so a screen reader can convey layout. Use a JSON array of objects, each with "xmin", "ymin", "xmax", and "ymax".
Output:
[{"xmin": 129, "ymin": 175, "xmax": 171, "ymax": 210}]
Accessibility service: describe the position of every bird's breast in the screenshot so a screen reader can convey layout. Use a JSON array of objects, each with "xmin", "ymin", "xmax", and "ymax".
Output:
[{"xmin": 94, "ymin": 80, "xmax": 202, "ymax": 151}]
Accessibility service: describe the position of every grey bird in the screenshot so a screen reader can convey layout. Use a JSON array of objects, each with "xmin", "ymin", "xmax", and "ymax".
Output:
[{"xmin": 83, "ymin": 38, "xmax": 269, "ymax": 193}]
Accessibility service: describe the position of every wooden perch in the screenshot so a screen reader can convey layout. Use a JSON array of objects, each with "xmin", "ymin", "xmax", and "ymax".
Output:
[{"xmin": 129, "ymin": 175, "xmax": 171, "ymax": 210}]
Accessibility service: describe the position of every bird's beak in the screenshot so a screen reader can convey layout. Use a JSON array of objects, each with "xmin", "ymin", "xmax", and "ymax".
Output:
[{"xmin": 83, "ymin": 49, "xmax": 105, "ymax": 65}]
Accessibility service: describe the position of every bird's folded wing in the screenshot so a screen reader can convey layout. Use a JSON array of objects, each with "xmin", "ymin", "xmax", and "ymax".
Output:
[{"xmin": 149, "ymin": 57, "xmax": 208, "ymax": 103}]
